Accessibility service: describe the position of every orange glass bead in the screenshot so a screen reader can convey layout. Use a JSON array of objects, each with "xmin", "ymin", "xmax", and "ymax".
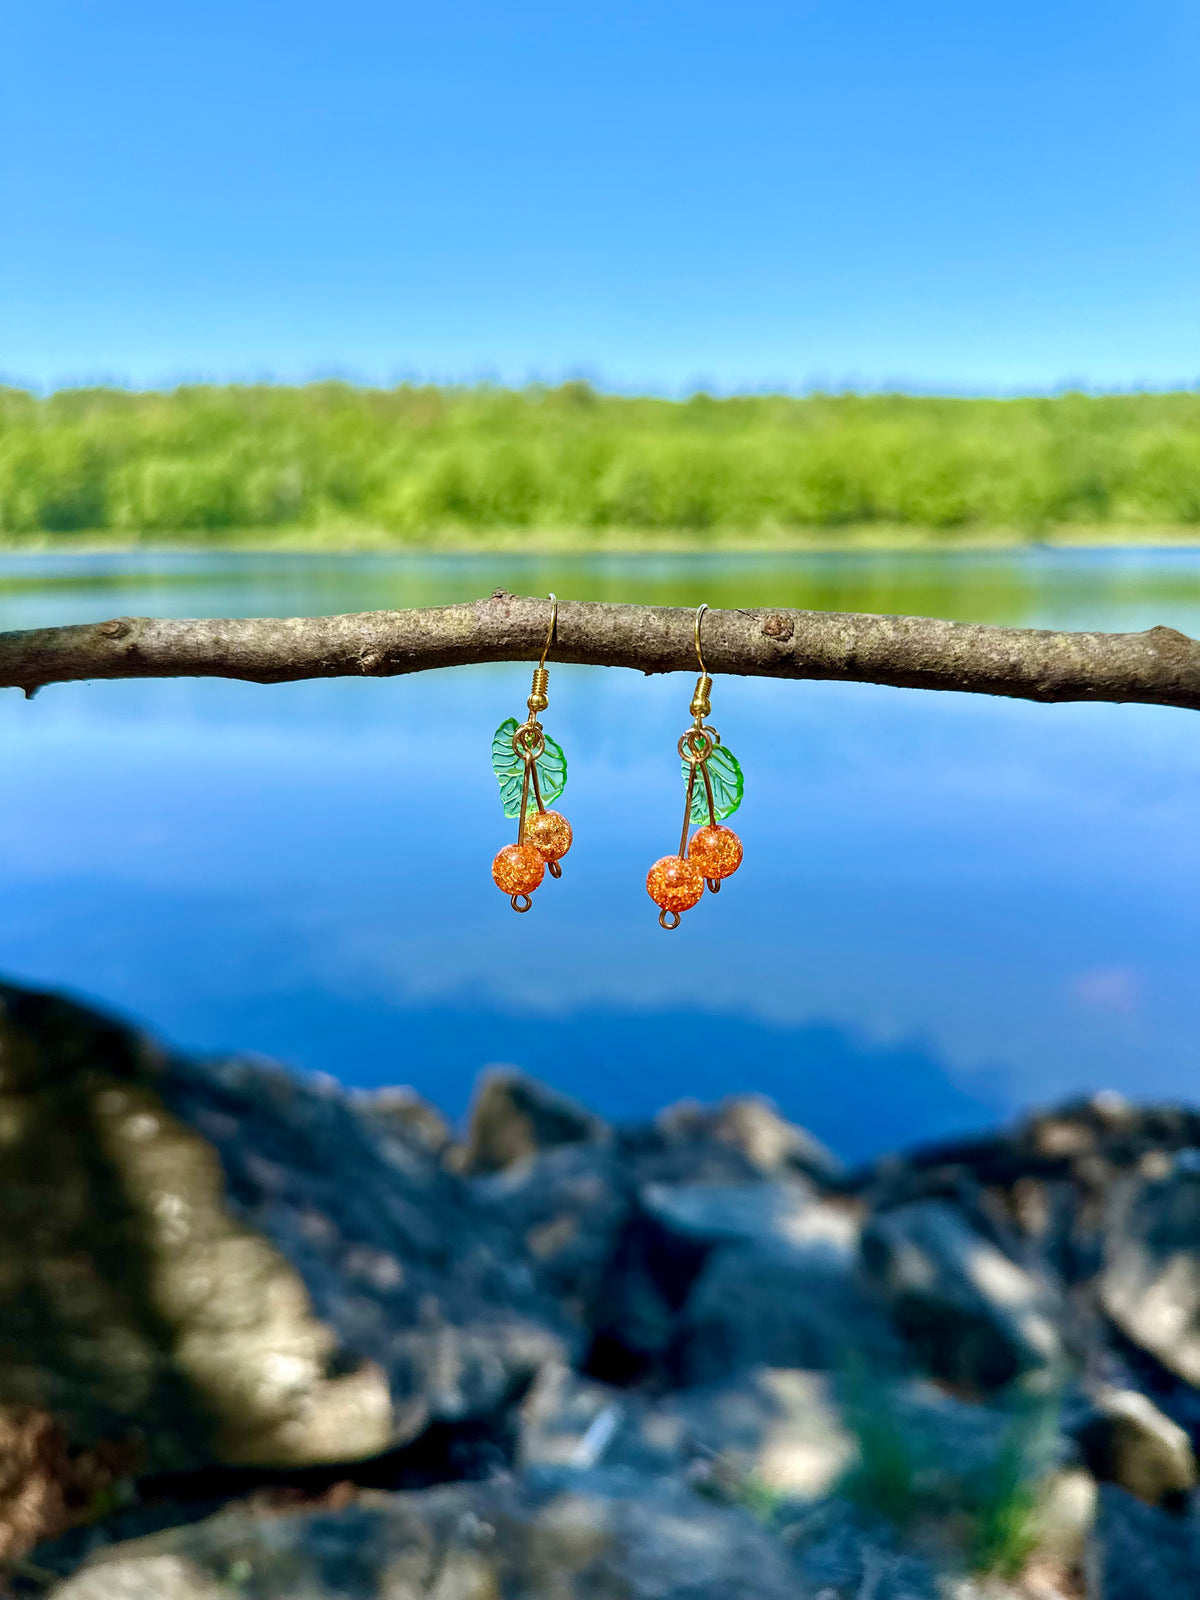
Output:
[
  {"xmin": 688, "ymin": 824, "xmax": 743, "ymax": 880},
  {"xmin": 525, "ymin": 809, "xmax": 573, "ymax": 862},
  {"xmin": 646, "ymin": 854, "xmax": 705, "ymax": 914},
  {"xmin": 492, "ymin": 842, "xmax": 545, "ymax": 896}
]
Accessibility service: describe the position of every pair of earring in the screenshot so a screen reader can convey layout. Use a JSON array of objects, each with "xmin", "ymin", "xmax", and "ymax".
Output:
[{"xmin": 489, "ymin": 599, "xmax": 744, "ymax": 928}]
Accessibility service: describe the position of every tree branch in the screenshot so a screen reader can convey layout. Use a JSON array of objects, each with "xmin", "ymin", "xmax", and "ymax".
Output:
[{"xmin": 1, "ymin": 590, "xmax": 1198, "ymax": 710}]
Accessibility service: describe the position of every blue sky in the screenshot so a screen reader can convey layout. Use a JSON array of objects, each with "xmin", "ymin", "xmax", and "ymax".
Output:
[{"xmin": 3, "ymin": 0, "xmax": 1197, "ymax": 393}]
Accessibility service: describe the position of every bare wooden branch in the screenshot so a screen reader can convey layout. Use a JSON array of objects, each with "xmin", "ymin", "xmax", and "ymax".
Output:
[{"xmin": 1, "ymin": 590, "xmax": 1198, "ymax": 710}]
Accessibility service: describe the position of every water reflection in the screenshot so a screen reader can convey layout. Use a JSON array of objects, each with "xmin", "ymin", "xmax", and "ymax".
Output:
[
  {"xmin": 8, "ymin": 546, "xmax": 1200, "ymax": 630},
  {"xmin": 0, "ymin": 548, "xmax": 1198, "ymax": 1158}
]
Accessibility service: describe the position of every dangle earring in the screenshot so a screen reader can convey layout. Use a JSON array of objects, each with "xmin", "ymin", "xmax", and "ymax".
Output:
[
  {"xmin": 490, "ymin": 594, "xmax": 572, "ymax": 913},
  {"xmin": 646, "ymin": 603, "xmax": 744, "ymax": 929}
]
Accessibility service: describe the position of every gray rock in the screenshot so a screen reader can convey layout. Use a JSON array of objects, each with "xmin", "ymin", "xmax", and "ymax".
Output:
[
  {"xmin": 1099, "ymin": 1167, "xmax": 1200, "ymax": 1387},
  {"xmin": 861, "ymin": 1200, "xmax": 1064, "ymax": 1391},
  {"xmin": 664, "ymin": 1095, "xmax": 843, "ymax": 1185},
  {"xmin": 1076, "ymin": 1388, "xmax": 1195, "ymax": 1507},
  {"xmin": 669, "ymin": 1368, "xmax": 856, "ymax": 1499},
  {"xmin": 677, "ymin": 1240, "xmax": 903, "ymax": 1384},
  {"xmin": 780, "ymin": 1498, "xmax": 940, "ymax": 1600},
  {"xmin": 473, "ymin": 1146, "xmax": 831, "ymax": 1379},
  {"xmin": 580, "ymin": 1187, "xmax": 733, "ymax": 1385},
  {"xmin": 352, "ymin": 1087, "xmax": 451, "ymax": 1157},
  {"xmin": 518, "ymin": 1364, "xmax": 629, "ymax": 1471},
  {"xmin": 948, "ymin": 1579, "xmax": 1072, "ymax": 1600},
  {"xmin": 470, "ymin": 1142, "xmax": 633, "ymax": 1328},
  {"xmin": 670, "ymin": 1187, "xmax": 902, "ymax": 1384},
  {"xmin": 639, "ymin": 1177, "xmax": 823, "ymax": 1243},
  {"xmin": 0, "ymin": 982, "xmax": 570, "ymax": 1475},
  {"xmin": 1026, "ymin": 1466, "xmax": 1097, "ymax": 1573},
  {"xmin": 518, "ymin": 1361, "xmax": 1068, "ymax": 1540},
  {"xmin": 519, "ymin": 1362, "xmax": 856, "ymax": 1499},
  {"xmin": 453, "ymin": 1068, "xmax": 609, "ymax": 1176},
  {"xmin": 634, "ymin": 1099, "xmax": 779, "ymax": 1186},
  {"xmin": 51, "ymin": 1473, "xmax": 805, "ymax": 1599},
  {"xmin": 1086, "ymin": 1483, "xmax": 1200, "ymax": 1599}
]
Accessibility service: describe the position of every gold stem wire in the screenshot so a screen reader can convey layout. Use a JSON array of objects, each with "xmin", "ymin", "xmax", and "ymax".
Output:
[
  {"xmin": 700, "ymin": 759, "xmax": 716, "ymax": 827},
  {"xmin": 679, "ymin": 762, "xmax": 697, "ymax": 858},
  {"xmin": 516, "ymin": 760, "xmax": 532, "ymax": 845}
]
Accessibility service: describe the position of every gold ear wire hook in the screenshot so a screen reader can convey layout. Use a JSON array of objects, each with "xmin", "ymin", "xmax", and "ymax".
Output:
[
  {"xmin": 690, "ymin": 602, "xmax": 713, "ymax": 723},
  {"xmin": 539, "ymin": 594, "xmax": 558, "ymax": 671},
  {"xmin": 527, "ymin": 594, "xmax": 556, "ymax": 718}
]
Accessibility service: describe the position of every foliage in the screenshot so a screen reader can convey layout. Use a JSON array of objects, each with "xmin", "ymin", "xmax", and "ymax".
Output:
[
  {"xmin": 835, "ymin": 1371, "xmax": 1060, "ymax": 1579},
  {"xmin": 1, "ymin": 382, "xmax": 1200, "ymax": 538},
  {"xmin": 966, "ymin": 1438, "xmax": 1042, "ymax": 1580}
]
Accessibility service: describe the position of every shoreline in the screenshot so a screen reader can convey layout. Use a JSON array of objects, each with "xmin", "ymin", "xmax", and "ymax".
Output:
[{"xmin": 2, "ymin": 524, "xmax": 1200, "ymax": 556}]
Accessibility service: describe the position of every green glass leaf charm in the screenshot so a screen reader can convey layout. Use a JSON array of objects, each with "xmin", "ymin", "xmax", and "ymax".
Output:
[
  {"xmin": 492, "ymin": 716, "xmax": 568, "ymax": 819},
  {"xmin": 682, "ymin": 741, "xmax": 743, "ymax": 824}
]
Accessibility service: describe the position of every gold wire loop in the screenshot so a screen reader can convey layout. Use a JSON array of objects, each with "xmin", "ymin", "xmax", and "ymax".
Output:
[
  {"xmin": 547, "ymin": 859, "xmax": 562, "ymax": 879},
  {"xmin": 678, "ymin": 727, "xmax": 715, "ymax": 765},
  {"xmin": 706, "ymin": 878, "xmax": 721, "ymax": 893},
  {"xmin": 658, "ymin": 908, "xmax": 681, "ymax": 930},
  {"xmin": 512, "ymin": 724, "xmax": 547, "ymax": 762},
  {"xmin": 511, "ymin": 893, "xmax": 532, "ymax": 913}
]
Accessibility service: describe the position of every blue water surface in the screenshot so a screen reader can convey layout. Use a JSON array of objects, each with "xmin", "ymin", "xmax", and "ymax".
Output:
[{"xmin": 2, "ymin": 547, "xmax": 1199, "ymax": 1161}]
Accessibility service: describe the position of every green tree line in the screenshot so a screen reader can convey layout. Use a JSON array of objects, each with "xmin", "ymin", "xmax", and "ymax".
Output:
[{"xmin": 1, "ymin": 382, "xmax": 1199, "ymax": 537}]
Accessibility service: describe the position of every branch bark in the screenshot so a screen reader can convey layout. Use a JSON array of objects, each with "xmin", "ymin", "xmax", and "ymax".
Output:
[{"xmin": 1, "ymin": 589, "xmax": 1199, "ymax": 710}]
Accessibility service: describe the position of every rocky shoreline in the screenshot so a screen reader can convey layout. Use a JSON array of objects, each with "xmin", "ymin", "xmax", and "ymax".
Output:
[{"xmin": 0, "ymin": 981, "xmax": 1198, "ymax": 1596}]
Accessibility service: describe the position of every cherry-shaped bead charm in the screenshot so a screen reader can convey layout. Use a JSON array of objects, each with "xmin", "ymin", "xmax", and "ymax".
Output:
[
  {"xmin": 492, "ymin": 842, "xmax": 545, "ymax": 909},
  {"xmin": 525, "ymin": 809, "xmax": 573, "ymax": 863},
  {"xmin": 646, "ymin": 854, "xmax": 704, "ymax": 928},
  {"xmin": 649, "ymin": 603, "xmax": 745, "ymax": 928},
  {"xmin": 489, "ymin": 595, "xmax": 570, "ymax": 913},
  {"xmin": 687, "ymin": 824, "xmax": 743, "ymax": 883}
]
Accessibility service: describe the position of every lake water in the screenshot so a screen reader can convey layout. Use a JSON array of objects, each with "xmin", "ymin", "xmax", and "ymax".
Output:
[{"xmin": 2, "ymin": 547, "xmax": 1199, "ymax": 1162}]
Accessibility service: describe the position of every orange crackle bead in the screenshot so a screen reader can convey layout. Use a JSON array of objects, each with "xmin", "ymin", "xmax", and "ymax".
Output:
[
  {"xmin": 492, "ymin": 842, "xmax": 545, "ymax": 896},
  {"xmin": 646, "ymin": 854, "xmax": 705, "ymax": 914},
  {"xmin": 525, "ymin": 809, "xmax": 573, "ymax": 862},
  {"xmin": 687, "ymin": 824, "xmax": 743, "ymax": 880}
]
